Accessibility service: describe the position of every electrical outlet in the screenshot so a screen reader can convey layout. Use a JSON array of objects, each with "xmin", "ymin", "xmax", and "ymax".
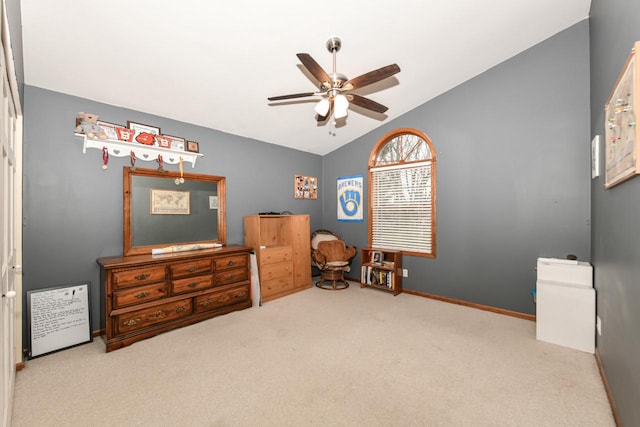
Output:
[
  {"xmin": 597, "ymin": 316, "xmax": 602, "ymax": 336},
  {"xmin": 402, "ymin": 269, "xmax": 408, "ymax": 277}
]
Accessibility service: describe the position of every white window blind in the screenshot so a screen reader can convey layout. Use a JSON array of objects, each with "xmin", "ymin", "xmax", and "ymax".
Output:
[{"xmin": 371, "ymin": 161, "xmax": 433, "ymax": 254}]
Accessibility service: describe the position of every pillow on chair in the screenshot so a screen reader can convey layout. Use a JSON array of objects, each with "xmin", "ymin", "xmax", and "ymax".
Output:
[
  {"xmin": 317, "ymin": 240, "xmax": 357, "ymax": 263},
  {"xmin": 311, "ymin": 233, "xmax": 338, "ymax": 250}
]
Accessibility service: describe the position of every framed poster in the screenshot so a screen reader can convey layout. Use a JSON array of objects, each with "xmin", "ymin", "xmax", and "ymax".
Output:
[
  {"xmin": 294, "ymin": 174, "xmax": 317, "ymax": 199},
  {"xmin": 127, "ymin": 121, "xmax": 161, "ymax": 136},
  {"xmin": 27, "ymin": 282, "xmax": 92, "ymax": 358},
  {"xmin": 128, "ymin": 121, "xmax": 161, "ymax": 147},
  {"xmin": 337, "ymin": 174, "xmax": 363, "ymax": 222},
  {"xmin": 604, "ymin": 41, "xmax": 640, "ymax": 188}
]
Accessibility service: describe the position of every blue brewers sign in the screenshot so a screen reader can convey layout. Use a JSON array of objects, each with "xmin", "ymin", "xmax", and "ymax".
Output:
[{"xmin": 337, "ymin": 175, "xmax": 363, "ymax": 222}]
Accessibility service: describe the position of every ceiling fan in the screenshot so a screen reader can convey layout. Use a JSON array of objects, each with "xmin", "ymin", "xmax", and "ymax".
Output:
[{"xmin": 267, "ymin": 37, "xmax": 400, "ymax": 122}]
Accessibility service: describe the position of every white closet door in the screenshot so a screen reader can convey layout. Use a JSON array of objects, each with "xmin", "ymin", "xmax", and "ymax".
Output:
[{"xmin": 0, "ymin": 0, "xmax": 22, "ymax": 425}]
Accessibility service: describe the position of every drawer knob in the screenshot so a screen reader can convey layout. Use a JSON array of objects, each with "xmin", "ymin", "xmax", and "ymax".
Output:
[
  {"xmin": 123, "ymin": 318, "xmax": 140, "ymax": 326},
  {"xmin": 175, "ymin": 306, "xmax": 187, "ymax": 313},
  {"xmin": 200, "ymin": 300, "xmax": 212, "ymax": 307},
  {"xmin": 226, "ymin": 260, "xmax": 235, "ymax": 266},
  {"xmin": 134, "ymin": 291, "xmax": 151, "ymax": 299},
  {"xmin": 226, "ymin": 274, "xmax": 236, "ymax": 280},
  {"xmin": 187, "ymin": 266, "xmax": 199, "ymax": 272},
  {"xmin": 187, "ymin": 283, "xmax": 199, "ymax": 288},
  {"xmin": 135, "ymin": 273, "xmax": 150, "ymax": 281}
]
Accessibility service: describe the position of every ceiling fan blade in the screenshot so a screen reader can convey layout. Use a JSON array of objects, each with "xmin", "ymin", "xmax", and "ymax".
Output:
[
  {"xmin": 297, "ymin": 53, "xmax": 332, "ymax": 87},
  {"xmin": 343, "ymin": 64, "xmax": 401, "ymax": 91},
  {"xmin": 268, "ymin": 92, "xmax": 317, "ymax": 101},
  {"xmin": 348, "ymin": 94, "xmax": 389, "ymax": 113}
]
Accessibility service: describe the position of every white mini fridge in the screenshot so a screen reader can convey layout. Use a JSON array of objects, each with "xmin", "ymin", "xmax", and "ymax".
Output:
[{"xmin": 536, "ymin": 257, "xmax": 595, "ymax": 353}]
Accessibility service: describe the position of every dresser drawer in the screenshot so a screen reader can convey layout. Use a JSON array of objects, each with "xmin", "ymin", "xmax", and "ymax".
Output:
[
  {"xmin": 112, "ymin": 266, "xmax": 167, "ymax": 289},
  {"xmin": 213, "ymin": 254, "xmax": 248, "ymax": 271},
  {"xmin": 260, "ymin": 246, "xmax": 292, "ymax": 265},
  {"xmin": 115, "ymin": 299, "xmax": 192, "ymax": 335},
  {"xmin": 261, "ymin": 276, "xmax": 294, "ymax": 296},
  {"xmin": 172, "ymin": 275, "xmax": 213, "ymax": 294},
  {"xmin": 214, "ymin": 267, "xmax": 248, "ymax": 286},
  {"xmin": 260, "ymin": 261, "xmax": 293, "ymax": 281},
  {"xmin": 170, "ymin": 259, "xmax": 212, "ymax": 279},
  {"xmin": 113, "ymin": 282, "xmax": 168, "ymax": 309},
  {"xmin": 195, "ymin": 284, "xmax": 250, "ymax": 313}
]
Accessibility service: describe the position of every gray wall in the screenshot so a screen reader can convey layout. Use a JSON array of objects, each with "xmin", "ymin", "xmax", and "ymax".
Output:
[
  {"xmin": 323, "ymin": 21, "xmax": 591, "ymax": 315},
  {"xmin": 22, "ymin": 86, "xmax": 323, "ymax": 346},
  {"xmin": 589, "ymin": 0, "xmax": 640, "ymax": 424}
]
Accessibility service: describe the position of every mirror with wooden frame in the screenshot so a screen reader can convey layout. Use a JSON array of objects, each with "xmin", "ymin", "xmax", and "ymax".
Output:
[{"xmin": 123, "ymin": 167, "xmax": 226, "ymax": 256}]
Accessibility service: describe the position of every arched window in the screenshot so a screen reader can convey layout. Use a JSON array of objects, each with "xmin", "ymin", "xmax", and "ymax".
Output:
[{"xmin": 368, "ymin": 128, "xmax": 436, "ymax": 257}]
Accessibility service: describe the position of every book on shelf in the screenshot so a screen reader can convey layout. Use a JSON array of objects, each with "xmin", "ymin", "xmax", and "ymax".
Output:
[
  {"xmin": 361, "ymin": 264, "xmax": 394, "ymax": 289},
  {"xmin": 370, "ymin": 268, "xmax": 379, "ymax": 285}
]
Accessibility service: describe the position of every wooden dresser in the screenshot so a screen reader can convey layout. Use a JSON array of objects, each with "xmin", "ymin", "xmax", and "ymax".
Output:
[
  {"xmin": 244, "ymin": 214, "xmax": 311, "ymax": 302},
  {"xmin": 97, "ymin": 246, "xmax": 252, "ymax": 352}
]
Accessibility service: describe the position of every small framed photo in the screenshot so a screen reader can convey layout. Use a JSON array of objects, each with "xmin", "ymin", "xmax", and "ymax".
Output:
[
  {"xmin": 127, "ymin": 121, "xmax": 161, "ymax": 136},
  {"xmin": 97, "ymin": 121, "xmax": 120, "ymax": 140},
  {"xmin": 371, "ymin": 251, "xmax": 383, "ymax": 265},
  {"xmin": 186, "ymin": 141, "xmax": 200, "ymax": 153},
  {"xmin": 162, "ymin": 135, "xmax": 185, "ymax": 151}
]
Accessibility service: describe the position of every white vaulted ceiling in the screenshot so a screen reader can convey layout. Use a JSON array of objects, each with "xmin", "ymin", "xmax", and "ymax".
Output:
[{"xmin": 20, "ymin": 0, "xmax": 591, "ymax": 155}]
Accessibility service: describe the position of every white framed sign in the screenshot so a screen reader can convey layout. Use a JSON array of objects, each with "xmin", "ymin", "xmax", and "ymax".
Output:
[
  {"xmin": 27, "ymin": 282, "xmax": 92, "ymax": 358},
  {"xmin": 592, "ymin": 135, "xmax": 600, "ymax": 179}
]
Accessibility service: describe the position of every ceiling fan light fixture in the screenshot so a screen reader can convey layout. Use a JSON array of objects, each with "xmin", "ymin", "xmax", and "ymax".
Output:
[
  {"xmin": 315, "ymin": 98, "xmax": 330, "ymax": 116},
  {"xmin": 334, "ymin": 94, "xmax": 349, "ymax": 119}
]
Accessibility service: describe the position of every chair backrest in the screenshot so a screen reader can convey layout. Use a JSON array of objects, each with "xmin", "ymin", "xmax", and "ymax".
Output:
[
  {"xmin": 311, "ymin": 229, "xmax": 340, "ymax": 251},
  {"xmin": 317, "ymin": 239, "xmax": 351, "ymax": 261}
]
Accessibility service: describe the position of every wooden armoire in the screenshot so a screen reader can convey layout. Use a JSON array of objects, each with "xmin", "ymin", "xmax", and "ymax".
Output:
[{"xmin": 244, "ymin": 214, "xmax": 311, "ymax": 302}]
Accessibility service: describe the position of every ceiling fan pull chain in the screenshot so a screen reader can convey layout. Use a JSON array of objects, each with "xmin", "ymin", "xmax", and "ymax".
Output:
[{"xmin": 329, "ymin": 97, "xmax": 335, "ymax": 136}]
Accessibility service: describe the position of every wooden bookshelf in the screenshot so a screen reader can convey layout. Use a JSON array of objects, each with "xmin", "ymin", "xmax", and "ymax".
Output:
[{"xmin": 360, "ymin": 248, "xmax": 402, "ymax": 296}]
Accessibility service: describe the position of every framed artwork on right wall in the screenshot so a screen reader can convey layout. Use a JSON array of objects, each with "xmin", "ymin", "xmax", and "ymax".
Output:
[{"xmin": 604, "ymin": 40, "xmax": 640, "ymax": 189}]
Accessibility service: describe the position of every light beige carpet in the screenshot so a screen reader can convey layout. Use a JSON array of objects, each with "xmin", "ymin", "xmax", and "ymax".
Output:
[{"xmin": 12, "ymin": 282, "xmax": 614, "ymax": 426}]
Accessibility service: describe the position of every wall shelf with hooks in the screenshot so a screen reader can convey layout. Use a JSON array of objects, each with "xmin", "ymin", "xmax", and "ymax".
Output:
[{"xmin": 77, "ymin": 134, "xmax": 203, "ymax": 168}]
